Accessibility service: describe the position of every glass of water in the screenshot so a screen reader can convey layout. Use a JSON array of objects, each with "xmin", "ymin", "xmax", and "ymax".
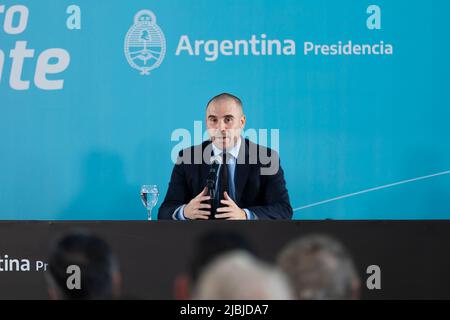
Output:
[{"xmin": 140, "ymin": 185, "xmax": 159, "ymax": 221}]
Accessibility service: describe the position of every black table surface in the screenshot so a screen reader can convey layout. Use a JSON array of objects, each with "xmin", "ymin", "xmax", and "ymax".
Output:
[{"xmin": 0, "ymin": 220, "xmax": 448, "ymax": 299}]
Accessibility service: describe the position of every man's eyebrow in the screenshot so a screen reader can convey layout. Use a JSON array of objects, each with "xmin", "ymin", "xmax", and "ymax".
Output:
[{"xmin": 207, "ymin": 114, "xmax": 235, "ymax": 119}]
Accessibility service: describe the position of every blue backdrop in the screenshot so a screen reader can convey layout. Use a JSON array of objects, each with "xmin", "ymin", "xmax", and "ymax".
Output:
[{"xmin": 1, "ymin": 0, "xmax": 449, "ymax": 220}]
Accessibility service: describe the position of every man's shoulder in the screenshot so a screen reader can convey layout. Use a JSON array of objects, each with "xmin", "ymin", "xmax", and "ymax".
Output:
[
  {"xmin": 243, "ymin": 139, "xmax": 282, "ymax": 176},
  {"xmin": 178, "ymin": 140, "xmax": 211, "ymax": 157},
  {"xmin": 176, "ymin": 141, "xmax": 212, "ymax": 166},
  {"xmin": 176, "ymin": 138, "xmax": 280, "ymax": 162},
  {"xmin": 243, "ymin": 138, "xmax": 279, "ymax": 157}
]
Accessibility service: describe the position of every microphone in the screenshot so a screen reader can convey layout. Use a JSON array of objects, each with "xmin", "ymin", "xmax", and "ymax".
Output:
[
  {"xmin": 206, "ymin": 155, "xmax": 222, "ymax": 219},
  {"xmin": 207, "ymin": 155, "xmax": 221, "ymax": 188}
]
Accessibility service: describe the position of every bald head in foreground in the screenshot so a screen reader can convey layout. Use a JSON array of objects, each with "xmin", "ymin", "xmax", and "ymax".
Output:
[{"xmin": 194, "ymin": 251, "xmax": 293, "ymax": 300}]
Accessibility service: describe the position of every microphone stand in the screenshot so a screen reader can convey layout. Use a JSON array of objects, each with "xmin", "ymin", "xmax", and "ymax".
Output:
[
  {"xmin": 207, "ymin": 178, "xmax": 216, "ymax": 220},
  {"xmin": 206, "ymin": 160, "xmax": 219, "ymax": 220}
]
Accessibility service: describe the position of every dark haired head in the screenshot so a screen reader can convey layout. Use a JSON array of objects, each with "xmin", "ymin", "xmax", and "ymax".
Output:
[{"xmin": 47, "ymin": 231, "xmax": 120, "ymax": 300}]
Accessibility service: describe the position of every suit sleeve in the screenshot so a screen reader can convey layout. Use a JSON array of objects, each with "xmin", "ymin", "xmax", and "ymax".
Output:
[
  {"xmin": 157, "ymin": 156, "xmax": 191, "ymax": 220},
  {"xmin": 247, "ymin": 153, "xmax": 293, "ymax": 220}
]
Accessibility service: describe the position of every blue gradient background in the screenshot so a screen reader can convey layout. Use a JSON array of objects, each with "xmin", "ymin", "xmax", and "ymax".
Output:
[{"xmin": 0, "ymin": 0, "xmax": 449, "ymax": 220}]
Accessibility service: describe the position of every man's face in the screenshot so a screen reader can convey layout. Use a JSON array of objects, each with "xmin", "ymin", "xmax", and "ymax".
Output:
[{"xmin": 206, "ymin": 99, "xmax": 246, "ymax": 150}]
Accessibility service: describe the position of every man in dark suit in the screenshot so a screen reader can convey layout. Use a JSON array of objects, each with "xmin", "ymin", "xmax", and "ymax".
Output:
[{"xmin": 158, "ymin": 93, "xmax": 292, "ymax": 220}]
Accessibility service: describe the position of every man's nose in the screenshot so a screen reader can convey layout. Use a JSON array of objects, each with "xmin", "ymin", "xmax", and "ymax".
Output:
[{"xmin": 219, "ymin": 120, "xmax": 227, "ymax": 131}]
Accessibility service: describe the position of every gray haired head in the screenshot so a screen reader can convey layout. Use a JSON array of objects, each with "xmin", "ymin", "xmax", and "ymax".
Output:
[{"xmin": 277, "ymin": 235, "xmax": 360, "ymax": 300}]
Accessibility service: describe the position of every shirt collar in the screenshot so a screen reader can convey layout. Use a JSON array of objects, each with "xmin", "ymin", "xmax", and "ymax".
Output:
[{"xmin": 212, "ymin": 136, "xmax": 241, "ymax": 160}]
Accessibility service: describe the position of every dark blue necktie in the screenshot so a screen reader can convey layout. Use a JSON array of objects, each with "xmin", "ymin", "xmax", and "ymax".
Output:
[{"xmin": 216, "ymin": 152, "xmax": 230, "ymax": 214}]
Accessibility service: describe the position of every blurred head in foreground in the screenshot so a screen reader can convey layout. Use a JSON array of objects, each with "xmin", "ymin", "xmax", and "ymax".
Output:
[
  {"xmin": 194, "ymin": 251, "xmax": 293, "ymax": 300},
  {"xmin": 46, "ymin": 231, "xmax": 121, "ymax": 300},
  {"xmin": 174, "ymin": 231, "xmax": 255, "ymax": 300},
  {"xmin": 277, "ymin": 234, "xmax": 360, "ymax": 300}
]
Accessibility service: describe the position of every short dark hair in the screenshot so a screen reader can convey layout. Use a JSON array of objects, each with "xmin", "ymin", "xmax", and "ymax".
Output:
[
  {"xmin": 206, "ymin": 93, "xmax": 243, "ymax": 111},
  {"xmin": 188, "ymin": 231, "xmax": 254, "ymax": 282},
  {"xmin": 47, "ymin": 231, "xmax": 119, "ymax": 300}
]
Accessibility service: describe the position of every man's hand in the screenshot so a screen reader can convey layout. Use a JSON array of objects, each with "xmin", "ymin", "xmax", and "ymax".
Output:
[
  {"xmin": 215, "ymin": 192, "xmax": 247, "ymax": 220},
  {"xmin": 184, "ymin": 187, "xmax": 211, "ymax": 220}
]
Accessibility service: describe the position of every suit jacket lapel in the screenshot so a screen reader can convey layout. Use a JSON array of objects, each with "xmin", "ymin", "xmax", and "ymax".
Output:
[
  {"xmin": 200, "ymin": 141, "xmax": 214, "ymax": 191},
  {"xmin": 235, "ymin": 138, "xmax": 250, "ymax": 205}
]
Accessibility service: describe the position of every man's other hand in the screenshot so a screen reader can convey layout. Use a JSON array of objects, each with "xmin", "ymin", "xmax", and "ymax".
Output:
[{"xmin": 184, "ymin": 187, "xmax": 212, "ymax": 220}]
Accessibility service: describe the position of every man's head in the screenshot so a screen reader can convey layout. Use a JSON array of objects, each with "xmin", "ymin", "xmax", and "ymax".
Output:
[
  {"xmin": 206, "ymin": 93, "xmax": 246, "ymax": 150},
  {"xmin": 47, "ymin": 231, "xmax": 121, "ymax": 300},
  {"xmin": 277, "ymin": 234, "xmax": 361, "ymax": 300},
  {"xmin": 174, "ymin": 231, "xmax": 254, "ymax": 300},
  {"xmin": 193, "ymin": 251, "xmax": 293, "ymax": 300}
]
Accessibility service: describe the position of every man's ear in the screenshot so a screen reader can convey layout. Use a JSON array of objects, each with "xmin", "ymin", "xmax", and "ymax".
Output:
[
  {"xmin": 240, "ymin": 115, "xmax": 246, "ymax": 128},
  {"xmin": 48, "ymin": 287, "xmax": 59, "ymax": 300},
  {"xmin": 174, "ymin": 274, "xmax": 191, "ymax": 300},
  {"xmin": 45, "ymin": 273, "xmax": 60, "ymax": 300},
  {"xmin": 350, "ymin": 278, "xmax": 361, "ymax": 300},
  {"xmin": 112, "ymin": 272, "xmax": 122, "ymax": 299}
]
